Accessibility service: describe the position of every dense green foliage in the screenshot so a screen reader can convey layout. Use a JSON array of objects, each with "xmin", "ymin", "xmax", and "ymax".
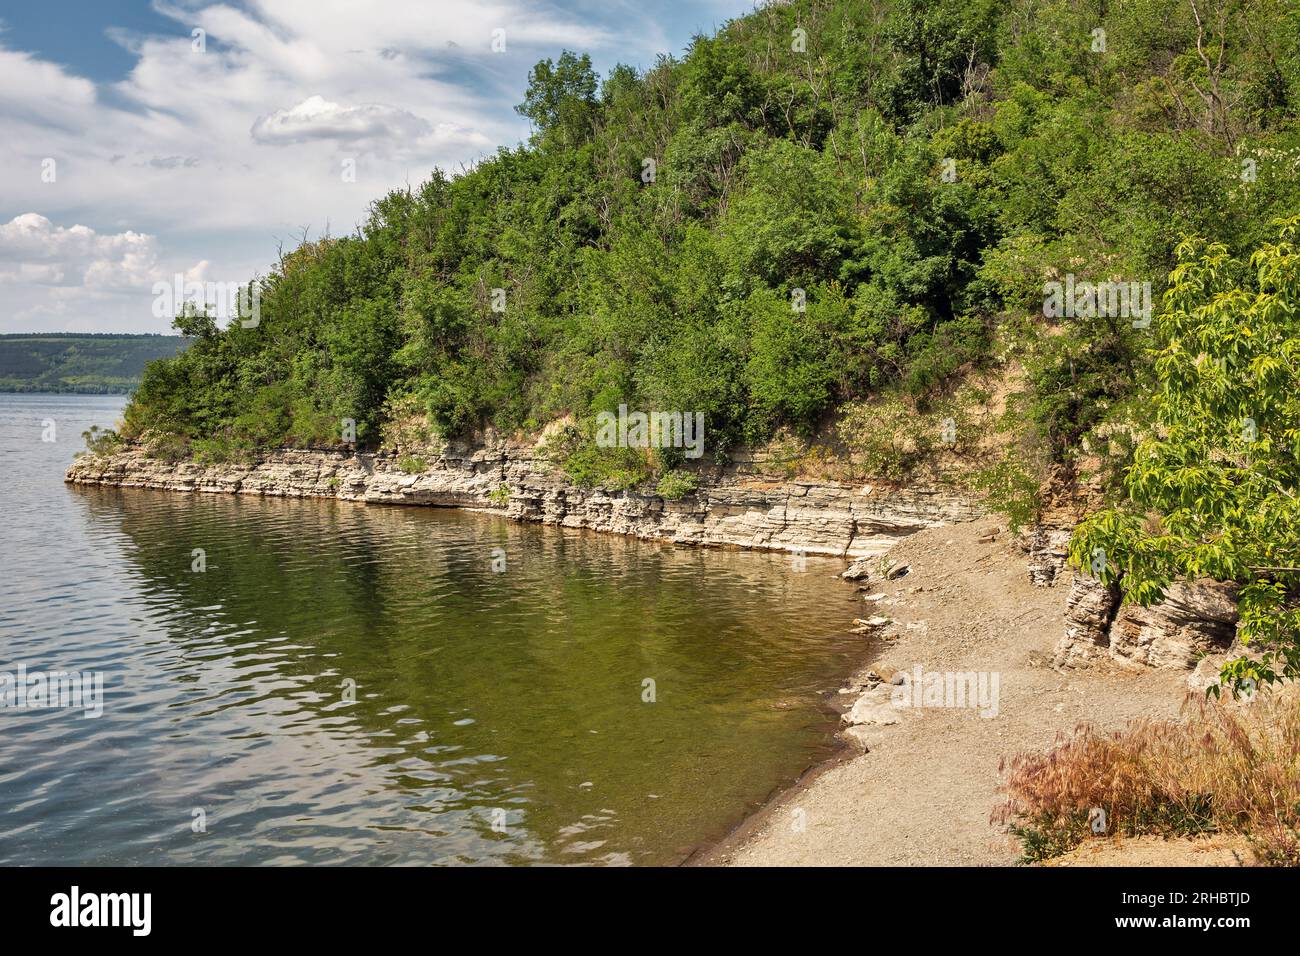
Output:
[
  {"xmin": 123, "ymin": 0, "xmax": 1300, "ymax": 484},
  {"xmin": 0, "ymin": 334, "xmax": 189, "ymax": 394},
  {"xmin": 1073, "ymin": 218, "xmax": 1300, "ymax": 686}
]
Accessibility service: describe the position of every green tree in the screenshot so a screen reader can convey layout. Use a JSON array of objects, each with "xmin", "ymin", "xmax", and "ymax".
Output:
[
  {"xmin": 516, "ymin": 51, "xmax": 599, "ymax": 148},
  {"xmin": 1071, "ymin": 217, "xmax": 1300, "ymax": 689}
]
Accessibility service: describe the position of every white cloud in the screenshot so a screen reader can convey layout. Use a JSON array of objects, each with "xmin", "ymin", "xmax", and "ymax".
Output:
[
  {"xmin": 0, "ymin": 47, "xmax": 96, "ymax": 124},
  {"xmin": 0, "ymin": 0, "xmax": 745, "ymax": 332},
  {"xmin": 0, "ymin": 213, "xmax": 160, "ymax": 290},
  {"xmin": 0, "ymin": 213, "xmax": 209, "ymax": 333},
  {"xmin": 250, "ymin": 95, "xmax": 432, "ymax": 151}
]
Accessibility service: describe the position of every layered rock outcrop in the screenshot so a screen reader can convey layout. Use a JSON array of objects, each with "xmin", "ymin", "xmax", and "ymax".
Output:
[
  {"xmin": 1022, "ymin": 526, "xmax": 1073, "ymax": 587},
  {"xmin": 1053, "ymin": 572, "xmax": 1240, "ymax": 670},
  {"xmin": 64, "ymin": 443, "xmax": 982, "ymax": 559}
]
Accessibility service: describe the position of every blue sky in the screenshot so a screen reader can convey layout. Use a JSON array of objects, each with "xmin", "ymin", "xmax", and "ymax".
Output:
[{"xmin": 0, "ymin": 0, "xmax": 757, "ymax": 333}]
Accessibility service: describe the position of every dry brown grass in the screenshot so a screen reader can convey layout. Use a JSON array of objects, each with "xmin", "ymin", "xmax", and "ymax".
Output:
[{"xmin": 993, "ymin": 688, "xmax": 1300, "ymax": 865}]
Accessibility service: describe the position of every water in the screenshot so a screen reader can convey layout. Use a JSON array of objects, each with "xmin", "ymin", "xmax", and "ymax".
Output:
[{"xmin": 0, "ymin": 393, "xmax": 866, "ymax": 866}]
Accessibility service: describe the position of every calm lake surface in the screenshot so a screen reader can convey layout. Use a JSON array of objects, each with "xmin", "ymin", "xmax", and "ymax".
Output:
[{"xmin": 0, "ymin": 393, "xmax": 865, "ymax": 865}]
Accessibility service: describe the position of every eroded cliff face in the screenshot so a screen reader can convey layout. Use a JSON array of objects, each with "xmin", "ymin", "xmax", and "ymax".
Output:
[
  {"xmin": 1053, "ymin": 572, "xmax": 1240, "ymax": 671},
  {"xmin": 1015, "ymin": 522, "xmax": 1242, "ymax": 673},
  {"xmin": 64, "ymin": 443, "xmax": 982, "ymax": 559}
]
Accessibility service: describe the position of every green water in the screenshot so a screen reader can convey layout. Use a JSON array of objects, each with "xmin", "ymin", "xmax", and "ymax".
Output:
[{"xmin": 2, "ymin": 394, "xmax": 866, "ymax": 865}]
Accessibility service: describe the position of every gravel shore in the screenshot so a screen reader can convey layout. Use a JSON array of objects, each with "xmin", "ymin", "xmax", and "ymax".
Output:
[{"xmin": 702, "ymin": 519, "xmax": 1191, "ymax": 867}]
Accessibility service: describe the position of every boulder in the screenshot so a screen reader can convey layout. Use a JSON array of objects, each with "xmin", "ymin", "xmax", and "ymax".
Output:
[
  {"xmin": 842, "ymin": 688, "xmax": 901, "ymax": 727},
  {"xmin": 840, "ymin": 725, "xmax": 877, "ymax": 753},
  {"xmin": 841, "ymin": 557, "xmax": 872, "ymax": 580}
]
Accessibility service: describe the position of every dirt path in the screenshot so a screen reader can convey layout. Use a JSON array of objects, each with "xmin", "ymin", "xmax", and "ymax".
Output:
[{"xmin": 705, "ymin": 519, "xmax": 1190, "ymax": 867}]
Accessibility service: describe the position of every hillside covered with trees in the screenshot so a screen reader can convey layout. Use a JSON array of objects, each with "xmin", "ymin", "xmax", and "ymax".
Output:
[
  {"xmin": 114, "ymin": 0, "xmax": 1300, "ymax": 679},
  {"xmin": 0, "ymin": 333, "xmax": 190, "ymax": 394},
  {"xmin": 125, "ymin": 0, "xmax": 1300, "ymax": 463}
]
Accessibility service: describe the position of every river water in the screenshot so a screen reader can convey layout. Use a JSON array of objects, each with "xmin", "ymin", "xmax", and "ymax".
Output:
[{"xmin": 0, "ymin": 393, "xmax": 864, "ymax": 865}]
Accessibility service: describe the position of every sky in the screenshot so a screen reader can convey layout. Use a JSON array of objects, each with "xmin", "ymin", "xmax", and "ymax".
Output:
[{"xmin": 0, "ymin": 0, "xmax": 757, "ymax": 334}]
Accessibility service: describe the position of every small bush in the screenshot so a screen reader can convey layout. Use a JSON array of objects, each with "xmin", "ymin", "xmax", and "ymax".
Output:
[
  {"xmin": 970, "ymin": 456, "xmax": 1042, "ymax": 532},
  {"xmin": 142, "ymin": 430, "xmax": 190, "ymax": 463},
  {"xmin": 398, "ymin": 456, "xmax": 427, "ymax": 475},
  {"xmin": 488, "ymin": 485, "xmax": 511, "ymax": 506},
  {"xmin": 655, "ymin": 470, "xmax": 698, "ymax": 499},
  {"xmin": 80, "ymin": 425, "xmax": 123, "ymax": 457},
  {"xmin": 380, "ymin": 392, "xmax": 437, "ymax": 453},
  {"xmin": 191, "ymin": 433, "xmax": 256, "ymax": 465},
  {"xmin": 542, "ymin": 421, "xmax": 654, "ymax": 491},
  {"xmin": 839, "ymin": 390, "xmax": 987, "ymax": 483},
  {"xmin": 839, "ymin": 395, "xmax": 932, "ymax": 481}
]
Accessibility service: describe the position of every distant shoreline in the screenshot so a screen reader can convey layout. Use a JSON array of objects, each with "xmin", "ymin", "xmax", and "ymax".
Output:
[
  {"xmin": 0, "ymin": 388, "xmax": 133, "ymax": 396},
  {"xmin": 0, "ymin": 333, "xmax": 189, "ymax": 396}
]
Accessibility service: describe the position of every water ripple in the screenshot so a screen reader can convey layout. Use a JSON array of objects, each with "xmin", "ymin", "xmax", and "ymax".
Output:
[{"xmin": 0, "ymin": 394, "xmax": 864, "ymax": 865}]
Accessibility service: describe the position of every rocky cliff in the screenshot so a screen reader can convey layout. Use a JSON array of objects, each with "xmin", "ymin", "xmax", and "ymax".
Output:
[
  {"xmin": 1053, "ymin": 572, "xmax": 1240, "ymax": 671},
  {"xmin": 1014, "ymin": 521, "xmax": 1242, "ymax": 674},
  {"xmin": 65, "ymin": 443, "xmax": 983, "ymax": 559}
]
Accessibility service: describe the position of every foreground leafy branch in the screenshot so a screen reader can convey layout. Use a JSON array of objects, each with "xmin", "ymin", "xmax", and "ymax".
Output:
[{"xmin": 1071, "ymin": 216, "xmax": 1300, "ymax": 690}]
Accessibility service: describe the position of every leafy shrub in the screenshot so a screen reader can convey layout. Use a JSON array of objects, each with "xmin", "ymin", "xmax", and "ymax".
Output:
[
  {"xmin": 80, "ymin": 426, "xmax": 123, "ymax": 458},
  {"xmin": 655, "ymin": 470, "xmax": 699, "ymax": 499},
  {"xmin": 1071, "ymin": 219, "xmax": 1300, "ymax": 689}
]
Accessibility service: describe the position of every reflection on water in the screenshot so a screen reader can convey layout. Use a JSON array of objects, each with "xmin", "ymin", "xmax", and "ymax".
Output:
[{"xmin": 0, "ymin": 394, "xmax": 864, "ymax": 865}]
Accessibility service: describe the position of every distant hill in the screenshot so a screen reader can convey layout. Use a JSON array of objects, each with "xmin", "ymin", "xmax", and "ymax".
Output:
[{"xmin": 0, "ymin": 333, "xmax": 191, "ymax": 394}]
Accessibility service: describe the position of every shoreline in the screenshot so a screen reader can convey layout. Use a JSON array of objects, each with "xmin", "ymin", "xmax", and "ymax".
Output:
[
  {"xmin": 67, "ymin": 442, "xmax": 962, "ymax": 866},
  {"xmin": 680, "ymin": 625, "xmax": 890, "ymax": 867},
  {"xmin": 64, "ymin": 442, "xmax": 983, "ymax": 560},
  {"xmin": 699, "ymin": 519, "xmax": 1206, "ymax": 867},
  {"xmin": 63, "ymin": 444, "xmax": 1234, "ymax": 867},
  {"xmin": 685, "ymin": 717, "xmax": 863, "ymax": 866}
]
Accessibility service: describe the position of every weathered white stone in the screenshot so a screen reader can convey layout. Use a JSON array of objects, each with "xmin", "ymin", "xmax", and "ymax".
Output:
[
  {"xmin": 840, "ymin": 725, "xmax": 877, "ymax": 753},
  {"xmin": 1053, "ymin": 571, "xmax": 1239, "ymax": 671},
  {"xmin": 1023, "ymin": 527, "xmax": 1073, "ymax": 587},
  {"xmin": 65, "ymin": 442, "xmax": 982, "ymax": 559},
  {"xmin": 1109, "ymin": 580, "xmax": 1239, "ymax": 669},
  {"xmin": 842, "ymin": 697, "xmax": 900, "ymax": 727}
]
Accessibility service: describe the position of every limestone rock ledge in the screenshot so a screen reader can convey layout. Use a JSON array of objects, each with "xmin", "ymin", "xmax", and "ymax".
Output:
[
  {"xmin": 1053, "ymin": 572, "xmax": 1240, "ymax": 670},
  {"xmin": 65, "ymin": 443, "xmax": 982, "ymax": 559}
]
